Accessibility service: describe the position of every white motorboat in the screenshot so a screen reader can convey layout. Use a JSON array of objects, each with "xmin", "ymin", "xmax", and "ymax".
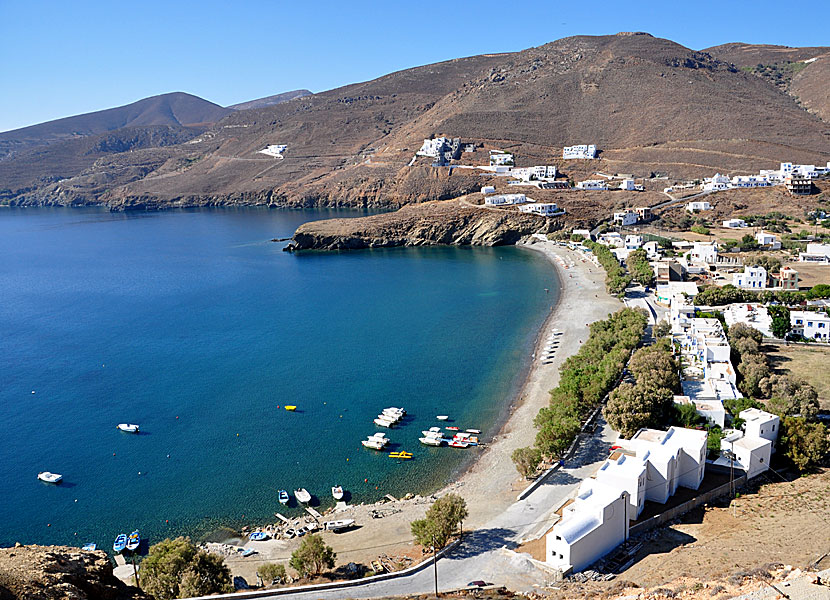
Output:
[
  {"xmin": 362, "ymin": 438, "xmax": 386, "ymax": 450},
  {"xmin": 381, "ymin": 408, "xmax": 405, "ymax": 419},
  {"xmin": 374, "ymin": 417, "xmax": 396, "ymax": 428},
  {"xmin": 38, "ymin": 471, "xmax": 62, "ymax": 484},
  {"xmin": 421, "ymin": 427, "xmax": 442, "ymax": 437},
  {"xmin": 294, "ymin": 488, "xmax": 311, "ymax": 504},
  {"xmin": 419, "ymin": 436, "xmax": 443, "ymax": 446},
  {"xmin": 323, "ymin": 518, "xmax": 355, "ymax": 531},
  {"xmin": 117, "ymin": 423, "xmax": 140, "ymax": 433},
  {"xmin": 436, "ymin": 415, "xmax": 449, "ymax": 421},
  {"xmin": 332, "ymin": 485, "xmax": 344, "ymax": 500}
]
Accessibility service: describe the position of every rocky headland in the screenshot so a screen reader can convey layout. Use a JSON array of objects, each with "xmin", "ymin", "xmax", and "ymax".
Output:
[{"xmin": 288, "ymin": 199, "xmax": 560, "ymax": 250}]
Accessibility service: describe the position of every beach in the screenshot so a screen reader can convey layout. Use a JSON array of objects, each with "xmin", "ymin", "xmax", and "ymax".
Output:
[{"xmin": 211, "ymin": 239, "xmax": 623, "ymax": 585}]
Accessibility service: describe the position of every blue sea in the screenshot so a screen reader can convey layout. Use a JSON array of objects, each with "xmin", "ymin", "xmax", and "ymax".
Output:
[{"xmin": 0, "ymin": 207, "xmax": 559, "ymax": 550}]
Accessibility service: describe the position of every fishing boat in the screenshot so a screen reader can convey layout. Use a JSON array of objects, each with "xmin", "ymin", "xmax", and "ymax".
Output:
[
  {"xmin": 382, "ymin": 407, "xmax": 406, "ymax": 416},
  {"xmin": 113, "ymin": 534, "xmax": 127, "ymax": 553},
  {"xmin": 436, "ymin": 415, "xmax": 449, "ymax": 421},
  {"xmin": 126, "ymin": 531, "xmax": 140, "ymax": 551},
  {"xmin": 323, "ymin": 518, "xmax": 355, "ymax": 532},
  {"xmin": 466, "ymin": 429, "xmax": 482, "ymax": 434},
  {"xmin": 449, "ymin": 440, "xmax": 469, "ymax": 448},
  {"xmin": 445, "ymin": 426, "xmax": 460, "ymax": 431},
  {"xmin": 361, "ymin": 432, "xmax": 389, "ymax": 450},
  {"xmin": 249, "ymin": 531, "xmax": 269, "ymax": 541},
  {"xmin": 278, "ymin": 489, "xmax": 290, "ymax": 505},
  {"xmin": 419, "ymin": 436, "xmax": 443, "ymax": 447},
  {"xmin": 37, "ymin": 471, "xmax": 62, "ymax": 484},
  {"xmin": 374, "ymin": 416, "xmax": 396, "ymax": 428},
  {"xmin": 332, "ymin": 485, "xmax": 344, "ymax": 500},
  {"xmin": 117, "ymin": 423, "xmax": 140, "ymax": 433},
  {"xmin": 284, "ymin": 405, "xmax": 297, "ymax": 411},
  {"xmin": 294, "ymin": 488, "xmax": 311, "ymax": 504},
  {"xmin": 81, "ymin": 543, "xmax": 96, "ymax": 551}
]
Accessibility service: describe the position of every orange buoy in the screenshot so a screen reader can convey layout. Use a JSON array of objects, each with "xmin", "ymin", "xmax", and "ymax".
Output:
[{"xmin": 364, "ymin": 478, "xmax": 368, "ymax": 482}]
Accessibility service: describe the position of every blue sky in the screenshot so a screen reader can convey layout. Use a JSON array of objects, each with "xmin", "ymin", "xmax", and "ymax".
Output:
[{"xmin": 1, "ymin": 0, "xmax": 827, "ymax": 132}]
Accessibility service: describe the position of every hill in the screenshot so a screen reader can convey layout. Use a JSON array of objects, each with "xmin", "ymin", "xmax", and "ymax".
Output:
[
  {"xmin": 3, "ymin": 33, "xmax": 830, "ymax": 210},
  {"xmin": 0, "ymin": 92, "xmax": 230, "ymax": 156},
  {"xmin": 227, "ymin": 89, "xmax": 312, "ymax": 110}
]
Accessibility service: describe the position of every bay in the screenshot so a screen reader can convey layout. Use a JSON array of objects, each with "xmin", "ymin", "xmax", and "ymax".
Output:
[{"xmin": 0, "ymin": 207, "xmax": 559, "ymax": 549}]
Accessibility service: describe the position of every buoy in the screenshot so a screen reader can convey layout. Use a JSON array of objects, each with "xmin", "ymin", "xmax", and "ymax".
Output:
[
  {"xmin": 113, "ymin": 452, "xmax": 116, "ymax": 456},
  {"xmin": 364, "ymin": 478, "xmax": 368, "ymax": 482},
  {"xmin": 32, "ymin": 391, "xmax": 35, "ymax": 394},
  {"xmin": 138, "ymin": 471, "xmax": 141, "ymax": 475},
  {"xmin": 237, "ymin": 433, "xmax": 239, "ymax": 437},
  {"xmin": 74, "ymin": 499, "xmax": 78, "ymax": 503},
  {"xmin": 176, "ymin": 416, "xmax": 179, "ymax": 419},
  {"xmin": 47, "ymin": 523, "xmax": 50, "ymax": 527},
  {"xmin": 166, "ymin": 519, "xmax": 169, "ymax": 523},
  {"xmin": 167, "ymin": 454, "xmax": 170, "ymax": 458},
  {"xmin": 346, "ymin": 458, "xmax": 349, "ymax": 462}
]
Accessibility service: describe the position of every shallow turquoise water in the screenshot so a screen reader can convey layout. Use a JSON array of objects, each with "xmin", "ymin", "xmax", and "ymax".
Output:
[{"xmin": 0, "ymin": 207, "xmax": 559, "ymax": 549}]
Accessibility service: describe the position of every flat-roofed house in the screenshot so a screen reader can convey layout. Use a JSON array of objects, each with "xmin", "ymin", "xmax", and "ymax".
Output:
[
  {"xmin": 790, "ymin": 311, "xmax": 830, "ymax": 342},
  {"xmin": 740, "ymin": 408, "xmax": 780, "ymax": 452},
  {"xmin": 595, "ymin": 452, "xmax": 648, "ymax": 518}
]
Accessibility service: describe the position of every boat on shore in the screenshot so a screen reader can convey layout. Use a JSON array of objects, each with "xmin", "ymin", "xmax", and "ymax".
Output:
[
  {"xmin": 126, "ymin": 531, "xmax": 140, "ymax": 551},
  {"xmin": 332, "ymin": 485, "xmax": 344, "ymax": 500},
  {"xmin": 116, "ymin": 423, "xmax": 140, "ymax": 433},
  {"xmin": 323, "ymin": 518, "xmax": 355, "ymax": 532},
  {"xmin": 278, "ymin": 489, "xmax": 290, "ymax": 505},
  {"xmin": 295, "ymin": 488, "xmax": 311, "ymax": 504},
  {"xmin": 113, "ymin": 534, "xmax": 127, "ymax": 553},
  {"xmin": 249, "ymin": 531, "xmax": 269, "ymax": 541},
  {"xmin": 37, "ymin": 471, "xmax": 62, "ymax": 484}
]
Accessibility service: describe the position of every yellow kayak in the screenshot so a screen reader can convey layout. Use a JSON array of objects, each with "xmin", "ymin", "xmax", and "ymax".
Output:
[
  {"xmin": 284, "ymin": 405, "xmax": 297, "ymax": 411},
  {"xmin": 389, "ymin": 451, "xmax": 413, "ymax": 459}
]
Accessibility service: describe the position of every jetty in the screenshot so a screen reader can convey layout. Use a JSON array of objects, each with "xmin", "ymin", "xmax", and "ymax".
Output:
[
  {"xmin": 305, "ymin": 507, "xmax": 322, "ymax": 519},
  {"xmin": 274, "ymin": 512, "xmax": 290, "ymax": 524}
]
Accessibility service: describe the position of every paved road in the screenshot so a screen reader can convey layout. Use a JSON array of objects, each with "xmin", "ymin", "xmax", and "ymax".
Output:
[{"xmin": 265, "ymin": 422, "xmax": 619, "ymax": 599}]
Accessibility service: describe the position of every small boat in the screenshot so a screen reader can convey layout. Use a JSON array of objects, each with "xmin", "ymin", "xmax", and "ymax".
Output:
[
  {"xmin": 126, "ymin": 531, "xmax": 140, "ymax": 551},
  {"xmin": 453, "ymin": 432, "xmax": 479, "ymax": 445},
  {"xmin": 389, "ymin": 451, "xmax": 413, "ymax": 459},
  {"xmin": 117, "ymin": 423, "xmax": 140, "ymax": 433},
  {"xmin": 374, "ymin": 417, "xmax": 396, "ymax": 428},
  {"xmin": 113, "ymin": 534, "xmax": 127, "ymax": 553},
  {"xmin": 81, "ymin": 543, "xmax": 96, "ymax": 551},
  {"xmin": 445, "ymin": 426, "xmax": 460, "ymax": 431},
  {"xmin": 284, "ymin": 405, "xmax": 297, "ymax": 411},
  {"xmin": 240, "ymin": 548, "xmax": 257, "ymax": 557},
  {"xmin": 278, "ymin": 490, "xmax": 290, "ymax": 505},
  {"xmin": 449, "ymin": 440, "xmax": 469, "ymax": 448},
  {"xmin": 295, "ymin": 488, "xmax": 311, "ymax": 504},
  {"xmin": 362, "ymin": 432, "xmax": 389, "ymax": 450},
  {"xmin": 382, "ymin": 407, "xmax": 406, "ymax": 417},
  {"xmin": 436, "ymin": 415, "xmax": 449, "ymax": 421},
  {"xmin": 419, "ymin": 436, "xmax": 443, "ymax": 446},
  {"xmin": 332, "ymin": 485, "xmax": 344, "ymax": 500},
  {"xmin": 38, "ymin": 471, "xmax": 62, "ymax": 484},
  {"xmin": 323, "ymin": 518, "xmax": 355, "ymax": 531},
  {"xmin": 249, "ymin": 531, "xmax": 269, "ymax": 541}
]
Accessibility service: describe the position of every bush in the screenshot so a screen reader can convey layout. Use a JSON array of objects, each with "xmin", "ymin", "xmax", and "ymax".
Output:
[
  {"xmin": 768, "ymin": 305, "xmax": 791, "ymax": 339},
  {"xmin": 779, "ymin": 416, "xmax": 829, "ymax": 471},
  {"xmin": 289, "ymin": 534, "xmax": 336, "ymax": 578},
  {"xmin": 141, "ymin": 537, "xmax": 232, "ymax": 600},
  {"xmin": 511, "ymin": 446, "xmax": 542, "ymax": 478},
  {"xmin": 411, "ymin": 494, "xmax": 468, "ymax": 549},
  {"xmin": 627, "ymin": 249, "xmax": 654, "ymax": 286},
  {"xmin": 691, "ymin": 225, "xmax": 710, "ymax": 235},
  {"xmin": 258, "ymin": 563, "xmax": 287, "ymax": 585}
]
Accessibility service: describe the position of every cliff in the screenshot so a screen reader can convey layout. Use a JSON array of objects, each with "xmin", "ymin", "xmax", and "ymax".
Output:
[
  {"xmin": 0, "ymin": 544, "xmax": 148, "ymax": 600},
  {"xmin": 289, "ymin": 199, "xmax": 559, "ymax": 250}
]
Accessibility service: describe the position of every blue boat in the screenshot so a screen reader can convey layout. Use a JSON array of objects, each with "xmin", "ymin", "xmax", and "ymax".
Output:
[
  {"xmin": 126, "ymin": 530, "xmax": 140, "ymax": 551},
  {"xmin": 81, "ymin": 543, "xmax": 96, "ymax": 551},
  {"xmin": 249, "ymin": 531, "xmax": 269, "ymax": 541},
  {"xmin": 278, "ymin": 489, "xmax": 289, "ymax": 505},
  {"xmin": 113, "ymin": 534, "xmax": 127, "ymax": 553}
]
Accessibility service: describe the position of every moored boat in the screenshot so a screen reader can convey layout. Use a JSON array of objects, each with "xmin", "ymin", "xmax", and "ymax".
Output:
[
  {"xmin": 81, "ymin": 542, "xmax": 96, "ymax": 551},
  {"xmin": 126, "ymin": 531, "xmax": 140, "ymax": 551},
  {"xmin": 445, "ymin": 426, "xmax": 459, "ymax": 431},
  {"xmin": 113, "ymin": 534, "xmax": 127, "ymax": 553},
  {"xmin": 38, "ymin": 471, "xmax": 62, "ymax": 484},
  {"xmin": 295, "ymin": 488, "xmax": 311, "ymax": 503},
  {"xmin": 332, "ymin": 485, "xmax": 344, "ymax": 500},
  {"xmin": 374, "ymin": 416, "xmax": 396, "ymax": 427},
  {"xmin": 284, "ymin": 405, "xmax": 297, "ymax": 411},
  {"xmin": 362, "ymin": 432, "xmax": 389, "ymax": 450},
  {"xmin": 436, "ymin": 415, "xmax": 449, "ymax": 421},
  {"xmin": 278, "ymin": 489, "xmax": 290, "ymax": 505},
  {"xmin": 419, "ymin": 436, "xmax": 443, "ymax": 446},
  {"xmin": 449, "ymin": 440, "xmax": 469, "ymax": 448},
  {"xmin": 117, "ymin": 423, "xmax": 140, "ymax": 433},
  {"xmin": 465, "ymin": 429, "xmax": 482, "ymax": 434}
]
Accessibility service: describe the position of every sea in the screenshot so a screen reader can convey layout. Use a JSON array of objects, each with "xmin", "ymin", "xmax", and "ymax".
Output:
[{"xmin": 0, "ymin": 206, "xmax": 559, "ymax": 550}]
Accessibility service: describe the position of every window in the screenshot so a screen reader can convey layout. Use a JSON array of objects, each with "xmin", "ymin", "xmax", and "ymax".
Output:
[{"xmin": 555, "ymin": 535, "xmax": 561, "ymax": 541}]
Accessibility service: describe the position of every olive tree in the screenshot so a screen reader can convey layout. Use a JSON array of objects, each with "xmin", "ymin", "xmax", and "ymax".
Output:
[
  {"xmin": 289, "ymin": 534, "xmax": 336, "ymax": 578},
  {"xmin": 141, "ymin": 537, "xmax": 232, "ymax": 600},
  {"xmin": 411, "ymin": 493, "xmax": 468, "ymax": 549}
]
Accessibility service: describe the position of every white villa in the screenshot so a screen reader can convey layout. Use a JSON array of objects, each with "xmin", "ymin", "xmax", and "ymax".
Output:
[
  {"xmin": 480, "ymin": 185, "xmax": 496, "ymax": 195},
  {"xmin": 702, "ymin": 174, "xmax": 730, "ymax": 192},
  {"xmin": 563, "ymin": 144, "xmax": 597, "ymax": 159},
  {"xmin": 755, "ymin": 231, "xmax": 781, "ymax": 249},
  {"xmin": 723, "ymin": 218, "xmax": 747, "ymax": 228},
  {"xmin": 518, "ymin": 203, "xmax": 565, "ymax": 216},
  {"xmin": 790, "ymin": 311, "xmax": 830, "ymax": 341},
  {"xmin": 733, "ymin": 266, "xmax": 768, "ymax": 290},
  {"xmin": 613, "ymin": 211, "xmax": 638, "ymax": 226},
  {"xmin": 731, "ymin": 175, "xmax": 771, "ymax": 188},
  {"xmin": 741, "ymin": 408, "xmax": 780, "ymax": 452},
  {"xmin": 625, "ymin": 235, "xmax": 643, "ymax": 250},
  {"xmin": 619, "ymin": 179, "xmax": 636, "ymax": 191},
  {"xmin": 799, "ymin": 243, "xmax": 830, "ymax": 263},
  {"xmin": 577, "ymin": 180, "xmax": 608, "ymax": 190},
  {"xmin": 416, "ymin": 137, "xmax": 450, "ymax": 158},
  {"xmin": 723, "ymin": 303, "xmax": 773, "ymax": 338},
  {"xmin": 689, "ymin": 241, "xmax": 718, "ymax": 265},
  {"xmin": 258, "ymin": 144, "xmax": 288, "ymax": 158},
  {"xmin": 489, "ymin": 151, "xmax": 514, "ymax": 166},
  {"xmin": 715, "ymin": 409, "xmax": 779, "ymax": 479},
  {"xmin": 686, "ymin": 200, "xmax": 712, "ymax": 212},
  {"xmin": 483, "ymin": 193, "xmax": 528, "ymax": 206}
]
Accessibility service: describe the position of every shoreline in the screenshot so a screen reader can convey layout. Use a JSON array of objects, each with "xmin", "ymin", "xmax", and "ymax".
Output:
[{"xmin": 207, "ymin": 239, "xmax": 623, "ymax": 584}]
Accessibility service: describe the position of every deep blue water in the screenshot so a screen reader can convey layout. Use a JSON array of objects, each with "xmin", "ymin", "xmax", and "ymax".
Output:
[{"xmin": 0, "ymin": 207, "xmax": 559, "ymax": 550}]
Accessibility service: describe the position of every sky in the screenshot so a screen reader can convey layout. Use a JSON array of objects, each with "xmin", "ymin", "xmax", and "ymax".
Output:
[{"xmin": 1, "ymin": 0, "xmax": 828, "ymax": 133}]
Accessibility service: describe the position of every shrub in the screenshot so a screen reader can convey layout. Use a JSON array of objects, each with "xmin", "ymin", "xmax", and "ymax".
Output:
[
  {"xmin": 257, "ymin": 563, "xmax": 287, "ymax": 585},
  {"xmin": 511, "ymin": 446, "xmax": 542, "ymax": 478},
  {"xmin": 779, "ymin": 417, "xmax": 829, "ymax": 471},
  {"xmin": 141, "ymin": 537, "xmax": 232, "ymax": 600},
  {"xmin": 411, "ymin": 494, "xmax": 468, "ymax": 549},
  {"xmin": 289, "ymin": 534, "xmax": 336, "ymax": 578}
]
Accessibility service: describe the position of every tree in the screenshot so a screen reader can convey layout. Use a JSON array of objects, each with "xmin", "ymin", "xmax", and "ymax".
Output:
[
  {"xmin": 769, "ymin": 305, "xmax": 791, "ymax": 339},
  {"xmin": 411, "ymin": 494, "xmax": 468, "ymax": 549},
  {"xmin": 675, "ymin": 401, "xmax": 703, "ymax": 428},
  {"xmin": 736, "ymin": 354, "xmax": 770, "ymax": 398},
  {"xmin": 258, "ymin": 563, "xmax": 287, "ymax": 585},
  {"xmin": 141, "ymin": 537, "xmax": 232, "ymax": 600},
  {"xmin": 289, "ymin": 534, "xmax": 336, "ymax": 578},
  {"xmin": 605, "ymin": 382, "xmax": 674, "ymax": 438},
  {"xmin": 511, "ymin": 446, "xmax": 542, "ymax": 478},
  {"xmin": 534, "ymin": 403, "xmax": 581, "ymax": 458},
  {"xmin": 807, "ymin": 284, "xmax": 830, "ymax": 299},
  {"xmin": 763, "ymin": 374, "xmax": 819, "ymax": 421},
  {"xmin": 746, "ymin": 253, "xmax": 782, "ymax": 273},
  {"xmin": 779, "ymin": 416, "xmax": 829, "ymax": 471},
  {"xmin": 654, "ymin": 319, "xmax": 671, "ymax": 338}
]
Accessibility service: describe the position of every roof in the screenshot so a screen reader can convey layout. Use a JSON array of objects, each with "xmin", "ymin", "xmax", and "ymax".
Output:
[
  {"xmin": 740, "ymin": 407, "xmax": 778, "ymax": 424},
  {"xmin": 733, "ymin": 435, "xmax": 772, "ymax": 452}
]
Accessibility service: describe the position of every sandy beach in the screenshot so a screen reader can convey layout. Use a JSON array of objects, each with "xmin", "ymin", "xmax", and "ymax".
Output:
[{"xmin": 204, "ymin": 239, "xmax": 623, "ymax": 585}]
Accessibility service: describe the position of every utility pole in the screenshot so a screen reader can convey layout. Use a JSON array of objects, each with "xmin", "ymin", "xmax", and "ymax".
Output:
[
  {"xmin": 432, "ymin": 534, "xmax": 438, "ymax": 596},
  {"xmin": 131, "ymin": 551, "xmax": 140, "ymax": 589}
]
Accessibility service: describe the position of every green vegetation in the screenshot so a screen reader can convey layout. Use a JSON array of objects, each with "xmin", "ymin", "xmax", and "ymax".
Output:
[
  {"xmin": 690, "ymin": 224, "xmax": 710, "ymax": 235},
  {"xmin": 744, "ymin": 254, "xmax": 782, "ymax": 273},
  {"xmin": 585, "ymin": 240, "xmax": 631, "ymax": 295},
  {"xmin": 627, "ymin": 249, "xmax": 654, "ymax": 287},
  {"xmin": 768, "ymin": 305, "xmax": 791, "ymax": 339},
  {"xmin": 604, "ymin": 339, "xmax": 680, "ymax": 437},
  {"xmin": 654, "ymin": 319, "xmax": 671, "ymax": 338},
  {"xmin": 511, "ymin": 446, "xmax": 542, "ymax": 479},
  {"xmin": 706, "ymin": 426, "xmax": 723, "ymax": 459},
  {"xmin": 728, "ymin": 323, "xmax": 770, "ymax": 398},
  {"xmin": 410, "ymin": 494, "xmax": 468, "ymax": 549},
  {"xmin": 513, "ymin": 308, "xmax": 648, "ymax": 470},
  {"xmin": 141, "ymin": 537, "xmax": 232, "ymax": 600},
  {"xmin": 289, "ymin": 534, "xmax": 336, "ymax": 578},
  {"xmin": 258, "ymin": 563, "xmax": 287, "ymax": 585},
  {"xmin": 779, "ymin": 416, "xmax": 829, "ymax": 471},
  {"xmin": 745, "ymin": 62, "xmax": 809, "ymax": 89},
  {"xmin": 694, "ymin": 284, "xmax": 830, "ymax": 307}
]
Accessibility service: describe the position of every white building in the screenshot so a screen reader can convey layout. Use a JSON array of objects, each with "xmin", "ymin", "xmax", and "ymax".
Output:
[
  {"xmin": 532, "ymin": 165, "xmax": 557, "ymax": 179},
  {"xmin": 686, "ymin": 201, "xmax": 712, "ymax": 212},
  {"xmin": 619, "ymin": 179, "xmax": 636, "ymax": 191},
  {"xmin": 656, "ymin": 281, "xmax": 699, "ymax": 306},
  {"xmin": 489, "ymin": 151, "xmax": 514, "ymax": 166},
  {"xmin": 800, "ymin": 243, "xmax": 830, "ymax": 263},
  {"xmin": 718, "ymin": 430, "xmax": 772, "ymax": 479},
  {"xmin": 258, "ymin": 144, "xmax": 288, "ymax": 158},
  {"xmin": 643, "ymin": 241, "xmax": 661, "ymax": 259},
  {"xmin": 625, "ymin": 235, "xmax": 643, "ymax": 250},
  {"xmin": 598, "ymin": 232, "xmax": 624, "ymax": 248},
  {"xmin": 722, "ymin": 303, "xmax": 773, "ymax": 338},
  {"xmin": 572, "ymin": 229, "xmax": 592, "ymax": 240},
  {"xmin": 613, "ymin": 211, "xmax": 638, "ymax": 226},
  {"xmin": 723, "ymin": 218, "xmax": 747, "ymax": 228},
  {"xmin": 518, "ymin": 203, "xmax": 564, "ymax": 216},
  {"xmin": 733, "ymin": 266, "xmax": 768, "ymax": 290},
  {"xmin": 731, "ymin": 175, "xmax": 771, "ymax": 188},
  {"xmin": 689, "ymin": 241, "xmax": 718, "ymax": 264},
  {"xmin": 416, "ymin": 138, "xmax": 450, "ymax": 158},
  {"xmin": 674, "ymin": 395, "xmax": 726, "ymax": 428},
  {"xmin": 480, "ymin": 185, "xmax": 496, "ymax": 195},
  {"xmin": 577, "ymin": 179, "xmax": 608, "ymax": 190},
  {"xmin": 594, "ymin": 452, "xmax": 648, "ymax": 518},
  {"xmin": 563, "ymin": 144, "xmax": 597, "ymax": 159},
  {"xmin": 755, "ymin": 231, "xmax": 781, "ymax": 250},
  {"xmin": 740, "ymin": 408, "xmax": 780, "ymax": 452},
  {"xmin": 790, "ymin": 311, "xmax": 830, "ymax": 341},
  {"xmin": 702, "ymin": 174, "xmax": 730, "ymax": 192},
  {"xmin": 483, "ymin": 193, "xmax": 528, "ymax": 206}
]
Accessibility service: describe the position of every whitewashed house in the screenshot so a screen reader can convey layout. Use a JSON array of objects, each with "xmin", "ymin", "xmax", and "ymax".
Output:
[
  {"xmin": 686, "ymin": 200, "xmax": 712, "ymax": 212},
  {"xmin": 545, "ymin": 479, "xmax": 630, "ymax": 573},
  {"xmin": 258, "ymin": 144, "xmax": 288, "ymax": 158},
  {"xmin": 656, "ymin": 281, "xmax": 699, "ymax": 306},
  {"xmin": 740, "ymin": 408, "xmax": 779, "ymax": 452},
  {"xmin": 755, "ymin": 231, "xmax": 781, "ymax": 250},
  {"xmin": 519, "ymin": 203, "xmax": 564, "ymax": 216},
  {"xmin": 598, "ymin": 232, "xmax": 624, "ymax": 248},
  {"xmin": 572, "ymin": 229, "xmax": 592, "ymax": 240},
  {"xmin": 733, "ymin": 266, "xmax": 768, "ymax": 290},
  {"xmin": 577, "ymin": 179, "xmax": 608, "ymax": 190},
  {"xmin": 483, "ymin": 193, "xmax": 528, "ymax": 206},
  {"xmin": 723, "ymin": 303, "xmax": 773, "ymax": 338},
  {"xmin": 790, "ymin": 311, "xmax": 830, "ymax": 341},
  {"xmin": 489, "ymin": 151, "xmax": 514, "ymax": 166},
  {"xmin": 594, "ymin": 452, "xmax": 649, "ymax": 518},
  {"xmin": 643, "ymin": 241, "xmax": 661, "ymax": 259},
  {"xmin": 702, "ymin": 174, "xmax": 729, "ymax": 192},
  {"xmin": 416, "ymin": 138, "xmax": 449, "ymax": 158},
  {"xmin": 689, "ymin": 241, "xmax": 718, "ymax": 264},
  {"xmin": 799, "ymin": 243, "xmax": 830, "ymax": 263},
  {"xmin": 563, "ymin": 144, "xmax": 597, "ymax": 159},
  {"xmin": 675, "ymin": 395, "xmax": 726, "ymax": 428},
  {"xmin": 613, "ymin": 211, "xmax": 638, "ymax": 226},
  {"xmin": 532, "ymin": 165, "xmax": 557, "ymax": 179},
  {"xmin": 619, "ymin": 179, "xmax": 636, "ymax": 191},
  {"xmin": 625, "ymin": 235, "xmax": 644, "ymax": 250},
  {"xmin": 723, "ymin": 218, "xmax": 747, "ymax": 228},
  {"xmin": 731, "ymin": 175, "xmax": 771, "ymax": 188},
  {"xmin": 718, "ymin": 431, "xmax": 772, "ymax": 479},
  {"xmin": 480, "ymin": 185, "xmax": 496, "ymax": 195}
]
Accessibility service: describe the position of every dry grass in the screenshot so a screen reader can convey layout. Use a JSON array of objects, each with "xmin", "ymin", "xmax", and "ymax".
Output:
[{"xmin": 767, "ymin": 343, "xmax": 830, "ymax": 408}]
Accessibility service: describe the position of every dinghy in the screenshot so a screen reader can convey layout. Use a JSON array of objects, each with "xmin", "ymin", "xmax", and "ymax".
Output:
[{"xmin": 113, "ymin": 534, "xmax": 127, "ymax": 553}]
